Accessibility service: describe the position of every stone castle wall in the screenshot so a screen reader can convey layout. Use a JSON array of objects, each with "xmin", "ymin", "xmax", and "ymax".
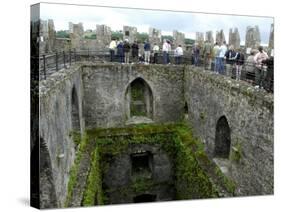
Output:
[
  {"xmin": 184, "ymin": 66, "xmax": 273, "ymax": 195},
  {"xmin": 82, "ymin": 63, "xmax": 185, "ymax": 128},
  {"xmin": 39, "ymin": 64, "xmax": 85, "ymax": 206},
  {"xmin": 39, "ymin": 62, "xmax": 273, "ymax": 206}
]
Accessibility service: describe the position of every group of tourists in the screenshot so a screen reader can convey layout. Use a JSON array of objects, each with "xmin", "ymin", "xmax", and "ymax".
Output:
[
  {"xmin": 109, "ymin": 38, "xmax": 184, "ymax": 65},
  {"xmin": 199, "ymin": 40, "xmax": 272, "ymax": 90},
  {"xmin": 109, "ymin": 38, "xmax": 273, "ymax": 91}
]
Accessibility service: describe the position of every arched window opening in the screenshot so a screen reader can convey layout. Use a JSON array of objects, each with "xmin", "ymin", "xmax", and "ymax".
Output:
[
  {"xmin": 214, "ymin": 116, "xmax": 231, "ymax": 158},
  {"xmin": 126, "ymin": 78, "xmax": 153, "ymax": 119},
  {"xmin": 71, "ymin": 86, "xmax": 80, "ymax": 131},
  {"xmin": 184, "ymin": 102, "xmax": 188, "ymax": 115},
  {"xmin": 131, "ymin": 151, "xmax": 153, "ymax": 177}
]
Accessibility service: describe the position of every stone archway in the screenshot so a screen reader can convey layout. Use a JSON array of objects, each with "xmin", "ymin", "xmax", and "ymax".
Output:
[
  {"xmin": 71, "ymin": 86, "xmax": 80, "ymax": 131},
  {"xmin": 214, "ymin": 116, "xmax": 231, "ymax": 158},
  {"xmin": 125, "ymin": 78, "xmax": 153, "ymax": 120}
]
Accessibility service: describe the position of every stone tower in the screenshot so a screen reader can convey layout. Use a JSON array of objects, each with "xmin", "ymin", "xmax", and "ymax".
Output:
[
  {"xmin": 96, "ymin": 24, "xmax": 112, "ymax": 45},
  {"xmin": 149, "ymin": 27, "xmax": 162, "ymax": 46},
  {"xmin": 268, "ymin": 23, "xmax": 274, "ymax": 55},
  {"xmin": 47, "ymin": 19, "xmax": 56, "ymax": 53},
  {"xmin": 205, "ymin": 31, "xmax": 214, "ymax": 45},
  {"xmin": 195, "ymin": 32, "xmax": 204, "ymax": 47},
  {"xmin": 228, "ymin": 27, "xmax": 240, "ymax": 50},
  {"xmin": 173, "ymin": 30, "xmax": 185, "ymax": 48},
  {"xmin": 245, "ymin": 25, "xmax": 261, "ymax": 49},
  {"xmin": 215, "ymin": 29, "xmax": 225, "ymax": 45},
  {"xmin": 69, "ymin": 22, "xmax": 84, "ymax": 50},
  {"xmin": 123, "ymin": 26, "xmax": 137, "ymax": 43}
]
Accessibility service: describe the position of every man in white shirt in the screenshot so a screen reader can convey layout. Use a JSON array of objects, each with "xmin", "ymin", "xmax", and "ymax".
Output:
[
  {"xmin": 213, "ymin": 42, "xmax": 220, "ymax": 73},
  {"xmin": 218, "ymin": 41, "xmax": 227, "ymax": 74},
  {"xmin": 175, "ymin": 45, "xmax": 184, "ymax": 64},
  {"xmin": 109, "ymin": 38, "xmax": 117, "ymax": 62},
  {"xmin": 162, "ymin": 39, "xmax": 169, "ymax": 64}
]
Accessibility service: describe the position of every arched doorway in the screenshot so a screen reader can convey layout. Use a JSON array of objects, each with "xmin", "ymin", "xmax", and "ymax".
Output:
[
  {"xmin": 71, "ymin": 86, "xmax": 80, "ymax": 131},
  {"xmin": 214, "ymin": 116, "xmax": 231, "ymax": 158},
  {"xmin": 125, "ymin": 78, "xmax": 153, "ymax": 119}
]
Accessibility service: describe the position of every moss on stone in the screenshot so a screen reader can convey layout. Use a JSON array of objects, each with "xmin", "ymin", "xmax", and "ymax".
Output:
[
  {"xmin": 66, "ymin": 122, "xmax": 236, "ymax": 206},
  {"xmin": 69, "ymin": 130, "xmax": 81, "ymax": 148},
  {"xmin": 64, "ymin": 133, "xmax": 89, "ymax": 207},
  {"xmin": 230, "ymin": 142, "xmax": 242, "ymax": 163},
  {"xmin": 82, "ymin": 147, "xmax": 104, "ymax": 206}
]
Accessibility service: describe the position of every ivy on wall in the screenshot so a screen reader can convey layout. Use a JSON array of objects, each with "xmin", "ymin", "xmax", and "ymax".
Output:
[{"xmin": 65, "ymin": 123, "xmax": 236, "ymax": 206}]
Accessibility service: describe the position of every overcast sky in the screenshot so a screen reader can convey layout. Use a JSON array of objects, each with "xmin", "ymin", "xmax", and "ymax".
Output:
[{"xmin": 40, "ymin": 3, "xmax": 273, "ymax": 45}]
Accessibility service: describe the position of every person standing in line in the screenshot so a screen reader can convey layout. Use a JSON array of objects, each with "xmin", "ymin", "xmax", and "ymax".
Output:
[
  {"xmin": 131, "ymin": 40, "xmax": 139, "ymax": 63},
  {"xmin": 109, "ymin": 38, "xmax": 117, "ymax": 62},
  {"xmin": 192, "ymin": 43, "xmax": 200, "ymax": 66},
  {"xmin": 203, "ymin": 40, "xmax": 212, "ymax": 70},
  {"xmin": 254, "ymin": 46, "xmax": 269, "ymax": 89},
  {"xmin": 123, "ymin": 39, "xmax": 131, "ymax": 64},
  {"xmin": 234, "ymin": 48, "xmax": 245, "ymax": 81},
  {"xmin": 167, "ymin": 40, "xmax": 171, "ymax": 64},
  {"xmin": 245, "ymin": 50, "xmax": 258, "ymax": 83},
  {"xmin": 213, "ymin": 42, "xmax": 220, "ymax": 73},
  {"xmin": 152, "ymin": 43, "xmax": 160, "ymax": 64},
  {"xmin": 218, "ymin": 41, "xmax": 227, "ymax": 74},
  {"xmin": 144, "ymin": 40, "xmax": 151, "ymax": 64},
  {"xmin": 117, "ymin": 40, "xmax": 124, "ymax": 63},
  {"xmin": 224, "ymin": 45, "xmax": 237, "ymax": 78},
  {"xmin": 162, "ymin": 39, "xmax": 169, "ymax": 64},
  {"xmin": 175, "ymin": 44, "xmax": 184, "ymax": 64}
]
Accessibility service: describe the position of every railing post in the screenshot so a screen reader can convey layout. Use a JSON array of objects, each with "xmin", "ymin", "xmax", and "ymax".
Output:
[
  {"xmin": 88, "ymin": 48, "xmax": 90, "ymax": 61},
  {"xmin": 69, "ymin": 49, "xmax": 72, "ymax": 66},
  {"xmin": 43, "ymin": 54, "xmax": 46, "ymax": 80},
  {"xmin": 63, "ymin": 51, "xmax": 66, "ymax": 68},
  {"xmin": 55, "ymin": 51, "xmax": 58, "ymax": 71}
]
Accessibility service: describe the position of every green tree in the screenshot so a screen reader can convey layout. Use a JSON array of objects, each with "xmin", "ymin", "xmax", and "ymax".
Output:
[{"xmin": 56, "ymin": 30, "xmax": 70, "ymax": 38}]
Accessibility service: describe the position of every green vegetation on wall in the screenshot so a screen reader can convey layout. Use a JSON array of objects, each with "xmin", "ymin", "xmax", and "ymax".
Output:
[
  {"xmin": 64, "ymin": 133, "xmax": 89, "ymax": 207},
  {"xmin": 65, "ymin": 122, "xmax": 236, "ymax": 206},
  {"xmin": 82, "ymin": 147, "xmax": 104, "ymax": 206},
  {"xmin": 173, "ymin": 125, "xmax": 219, "ymax": 198}
]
